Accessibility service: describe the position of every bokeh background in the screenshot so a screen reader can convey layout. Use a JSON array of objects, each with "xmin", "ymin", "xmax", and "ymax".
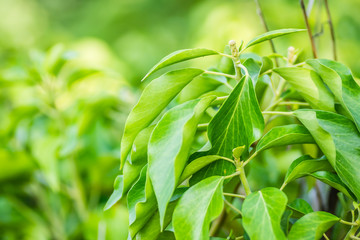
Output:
[{"xmin": 0, "ymin": 0, "xmax": 359, "ymax": 239}]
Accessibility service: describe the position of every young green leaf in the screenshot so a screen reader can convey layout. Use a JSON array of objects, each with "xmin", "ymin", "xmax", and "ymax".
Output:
[
  {"xmin": 281, "ymin": 209, "xmax": 293, "ymax": 235},
  {"xmin": 142, "ymin": 48, "xmax": 218, "ymax": 81},
  {"xmin": 127, "ymin": 165, "xmax": 157, "ymax": 238},
  {"xmin": 242, "ymin": 58, "xmax": 261, "ymax": 84},
  {"xmin": 256, "ymin": 124, "xmax": 314, "ymax": 152},
  {"xmin": 288, "ymin": 212, "xmax": 339, "ymax": 240},
  {"xmin": 148, "ymin": 96, "xmax": 215, "ymax": 228},
  {"xmin": 242, "ymin": 187, "xmax": 288, "ymax": 240},
  {"xmin": 120, "ymin": 125, "xmax": 155, "ymax": 202},
  {"xmin": 178, "ymin": 70, "xmax": 225, "ymax": 103},
  {"xmin": 273, "ymin": 67, "xmax": 334, "ymax": 111},
  {"xmin": 307, "ymin": 59, "xmax": 360, "ymax": 131},
  {"xmin": 135, "ymin": 201, "xmax": 177, "ymax": 240},
  {"xmin": 173, "ymin": 176, "xmax": 224, "ymax": 240},
  {"xmin": 260, "ymin": 56, "xmax": 273, "ymax": 74},
  {"xmin": 120, "ymin": 68, "xmax": 204, "ymax": 169},
  {"xmin": 288, "ymin": 198, "xmax": 313, "ymax": 218},
  {"xmin": 104, "ymin": 175, "xmax": 123, "ymax": 210},
  {"xmin": 281, "ymin": 155, "xmax": 333, "ymax": 189},
  {"xmin": 310, "ymin": 171, "xmax": 356, "ymax": 200},
  {"xmin": 191, "ymin": 75, "xmax": 264, "ymax": 183},
  {"xmin": 295, "ymin": 109, "xmax": 360, "ymax": 200},
  {"xmin": 244, "ymin": 29, "xmax": 306, "ymax": 50},
  {"xmin": 179, "ymin": 155, "xmax": 233, "ymax": 183},
  {"xmin": 218, "ymin": 45, "xmax": 235, "ymax": 74}
]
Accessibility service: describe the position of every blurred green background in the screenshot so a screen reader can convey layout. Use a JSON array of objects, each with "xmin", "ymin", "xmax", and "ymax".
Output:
[{"xmin": 0, "ymin": 0, "xmax": 359, "ymax": 239}]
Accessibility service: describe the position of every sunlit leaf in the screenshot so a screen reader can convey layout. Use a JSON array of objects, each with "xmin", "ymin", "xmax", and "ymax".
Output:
[
  {"xmin": 120, "ymin": 68, "xmax": 204, "ymax": 169},
  {"xmin": 310, "ymin": 171, "xmax": 356, "ymax": 200},
  {"xmin": 104, "ymin": 175, "xmax": 123, "ymax": 211},
  {"xmin": 288, "ymin": 198, "xmax": 313, "ymax": 218},
  {"xmin": 282, "ymin": 155, "xmax": 333, "ymax": 188},
  {"xmin": 142, "ymin": 48, "xmax": 218, "ymax": 81},
  {"xmin": 288, "ymin": 212, "xmax": 339, "ymax": 240},
  {"xmin": 127, "ymin": 165, "xmax": 157, "ymax": 238},
  {"xmin": 179, "ymin": 155, "xmax": 233, "ymax": 183},
  {"xmin": 191, "ymin": 75, "xmax": 264, "ymax": 183},
  {"xmin": 244, "ymin": 29, "xmax": 306, "ymax": 49},
  {"xmin": 173, "ymin": 176, "xmax": 224, "ymax": 240},
  {"xmin": 295, "ymin": 109, "xmax": 360, "ymax": 200},
  {"xmin": 273, "ymin": 67, "xmax": 334, "ymax": 111},
  {"xmin": 148, "ymin": 96, "xmax": 215, "ymax": 227},
  {"xmin": 242, "ymin": 58, "xmax": 261, "ymax": 84},
  {"xmin": 256, "ymin": 124, "xmax": 314, "ymax": 152},
  {"xmin": 307, "ymin": 59, "xmax": 360, "ymax": 131},
  {"xmin": 242, "ymin": 188, "xmax": 287, "ymax": 240}
]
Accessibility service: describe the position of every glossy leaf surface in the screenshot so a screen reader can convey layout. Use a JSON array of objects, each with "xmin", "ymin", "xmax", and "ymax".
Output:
[
  {"xmin": 173, "ymin": 176, "xmax": 224, "ymax": 240},
  {"xmin": 295, "ymin": 110, "xmax": 360, "ymax": 200},
  {"xmin": 273, "ymin": 67, "xmax": 334, "ymax": 111},
  {"xmin": 242, "ymin": 188, "xmax": 287, "ymax": 240},
  {"xmin": 142, "ymin": 48, "xmax": 218, "ymax": 81},
  {"xmin": 148, "ymin": 97, "xmax": 215, "ymax": 227},
  {"xmin": 256, "ymin": 124, "xmax": 314, "ymax": 152},
  {"xmin": 288, "ymin": 212, "xmax": 339, "ymax": 240},
  {"xmin": 244, "ymin": 29, "xmax": 306, "ymax": 49},
  {"xmin": 282, "ymin": 155, "xmax": 333, "ymax": 188},
  {"xmin": 307, "ymin": 59, "xmax": 360, "ymax": 131},
  {"xmin": 191, "ymin": 76, "xmax": 264, "ymax": 183},
  {"xmin": 120, "ymin": 68, "xmax": 204, "ymax": 168},
  {"xmin": 310, "ymin": 171, "xmax": 355, "ymax": 200}
]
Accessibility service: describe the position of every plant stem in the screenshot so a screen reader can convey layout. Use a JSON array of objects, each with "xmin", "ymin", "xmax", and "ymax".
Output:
[
  {"xmin": 224, "ymin": 172, "xmax": 241, "ymax": 180},
  {"xmin": 223, "ymin": 192, "xmax": 246, "ymax": 199},
  {"xmin": 205, "ymin": 70, "xmax": 236, "ymax": 79},
  {"xmin": 211, "ymin": 96, "xmax": 228, "ymax": 106},
  {"xmin": 224, "ymin": 199, "xmax": 242, "ymax": 216},
  {"xmin": 219, "ymin": 52, "xmax": 237, "ymax": 60},
  {"xmin": 262, "ymin": 111, "xmax": 294, "ymax": 116},
  {"xmin": 210, "ymin": 209, "xmax": 227, "ymax": 236},
  {"xmin": 243, "ymin": 151, "xmax": 258, "ymax": 166},
  {"xmin": 350, "ymin": 236, "xmax": 360, "ymax": 240},
  {"xmin": 197, "ymin": 123, "xmax": 208, "ymax": 131},
  {"xmin": 238, "ymin": 165, "xmax": 252, "ymax": 195},
  {"xmin": 253, "ymin": 0, "xmax": 279, "ymax": 67},
  {"xmin": 340, "ymin": 219, "xmax": 359, "ymax": 226},
  {"xmin": 323, "ymin": 0, "xmax": 337, "ymax": 60},
  {"xmin": 278, "ymin": 101, "xmax": 309, "ymax": 106},
  {"xmin": 344, "ymin": 214, "xmax": 360, "ymax": 240},
  {"xmin": 323, "ymin": 233, "xmax": 330, "ymax": 240},
  {"xmin": 300, "ymin": 0, "xmax": 318, "ymax": 58}
]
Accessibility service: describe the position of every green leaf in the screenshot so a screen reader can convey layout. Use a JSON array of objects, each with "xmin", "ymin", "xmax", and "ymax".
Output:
[
  {"xmin": 127, "ymin": 165, "xmax": 157, "ymax": 238},
  {"xmin": 282, "ymin": 155, "xmax": 333, "ymax": 188},
  {"xmin": 179, "ymin": 155, "xmax": 233, "ymax": 183},
  {"xmin": 288, "ymin": 199, "xmax": 313, "ymax": 218},
  {"xmin": 142, "ymin": 48, "xmax": 218, "ymax": 81},
  {"xmin": 242, "ymin": 58, "xmax": 261, "ymax": 84},
  {"xmin": 273, "ymin": 67, "xmax": 334, "ymax": 111},
  {"xmin": 310, "ymin": 171, "xmax": 356, "ymax": 200},
  {"xmin": 256, "ymin": 124, "xmax": 314, "ymax": 152},
  {"xmin": 191, "ymin": 75, "xmax": 264, "ymax": 183},
  {"xmin": 281, "ymin": 209, "xmax": 293, "ymax": 235},
  {"xmin": 295, "ymin": 109, "xmax": 360, "ymax": 200},
  {"xmin": 218, "ymin": 45, "xmax": 235, "ymax": 74},
  {"xmin": 120, "ymin": 68, "xmax": 204, "ymax": 169},
  {"xmin": 104, "ymin": 175, "xmax": 123, "ymax": 210},
  {"xmin": 242, "ymin": 187, "xmax": 288, "ymax": 240},
  {"xmin": 232, "ymin": 146, "xmax": 246, "ymax": 159},
  {"xmin": 178, "ymin": 69, "xmax": 224, "ymax": 103},
  {"xmin": 244, "ymin": 29, "xmax": 306, "ymax": 49},
  {"xmin": 288, "ymin": 212, "xmax": 339, "ymax": 240},
  {"xmin": 307, "ymin": 59, "xmax": 360, "ymax": 131},
  {"xmin": 260, "ymin": 56, "xmax": 273, "ymax": 74},
  {"xmin": 173, "ymin": 176, "xmax": 224, "ymax": 240},
  {"xmin": 135, "ymin": 201, "xmax": 177, "ymax": 240},
  {"xmin": 148, "ymin": 96, "xmax": 215, "ymax": 228}
]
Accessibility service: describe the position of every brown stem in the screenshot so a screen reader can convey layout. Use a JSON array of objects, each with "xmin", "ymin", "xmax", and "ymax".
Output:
[
  {"xmin": 323, "ymin": 0, "xmax": 337, "ymax": 60},
  {"xmin": 300, "ymin": 0, "xmax": 318, "ymax": 58},
  {"xmin": 253, "ymin": 0, "xmax": 279, "ymax": 66}
]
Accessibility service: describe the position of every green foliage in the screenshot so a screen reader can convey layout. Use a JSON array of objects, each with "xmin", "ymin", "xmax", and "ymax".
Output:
[{"xmin": 112, "ymin": 27, "xmax": 360, "ymax": 240}]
